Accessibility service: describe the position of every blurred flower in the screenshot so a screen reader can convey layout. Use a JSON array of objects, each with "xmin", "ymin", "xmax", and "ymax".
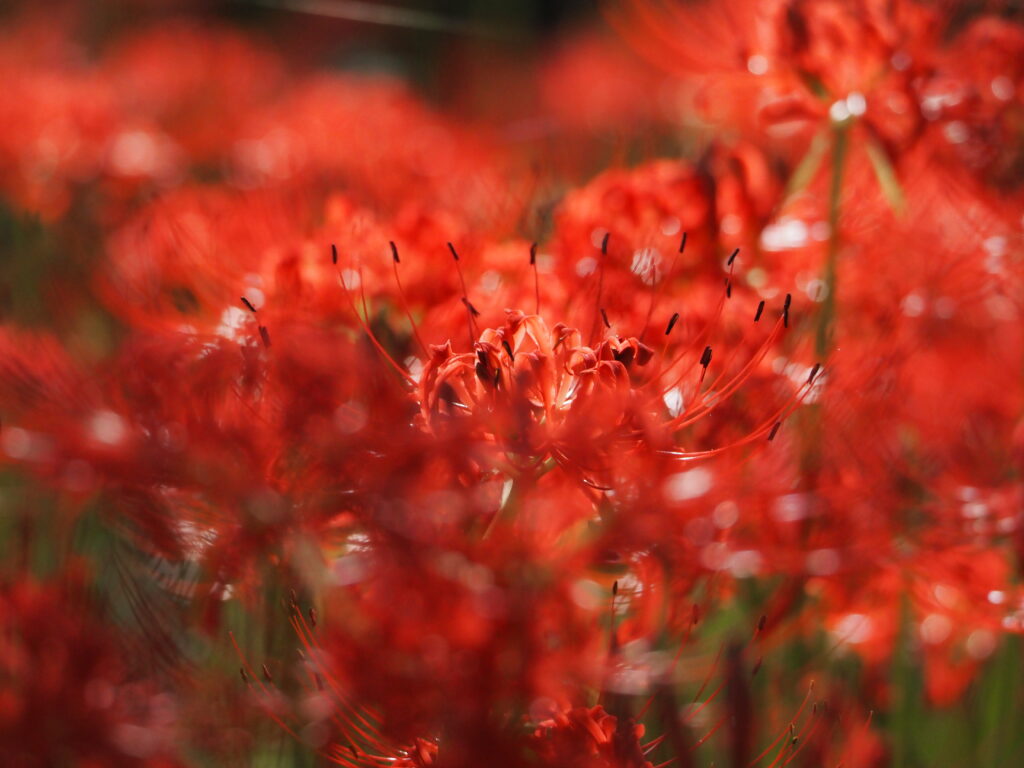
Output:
[{"xmin": 0, "ymin": 573, "xmax": 181, "ymax": 766}]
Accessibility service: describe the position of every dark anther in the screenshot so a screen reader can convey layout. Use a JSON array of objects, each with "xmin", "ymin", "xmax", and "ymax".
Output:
[
  {"xmin": 529, "ymin": 242, "xmax": 537, "ymax": 265},
  {"xmin": 754, "ymin": 300, "xmax": 765, "ymax": 323},
  {"xmin": 679, "ymin": 231, "xmax": 688, "ymax": 253},
  {"xmin": 241, "ymin": 297, "xmax": 256, "ymax": 313},
  {"xmin": 783, "ymin": 293, "xmax": 792, "ymax": 328},
  {"xmin": 665, "ymin": 311, "xmax": 680, "ymax": 335},
  {"xmin": 501, "ymin": 339, "xmax": 514, "ymax": 360},
  {"xmin": 600, "ymin": 308, "xmax": 611, "ymax": 328},
  {"xmin": 389, "ymin": 241, "xmax": 400, "ymax": 264},
  {"xmin": 258, "ymin": 326, "xmax": 271, "ymax": 348},
  {"xmin": 262, "ymin": 664, "xmax": 273, "ymax": 682},
  {"xmin": 768, "ymin": 421, "xmax": 781, "ymax": 441},
  {"xmin": 461, "ymin": 296, "xmax": 481, "ymax": 317},
  {"xmin": 757, "ymin": 615, "xmax": 766, "ymax": 632},
  {"xmin": 331, "ymin": 243, "xmax": 338, "ymax": 265},
  {"xmin": 240, "ymin": 667, "xmax": 249, "ymax": 683},
  {"xmin": 438, "ymin": 380, "xmax": 458, "ymax": 406},
  {"xmin": 612, "ymin": 580, "xmax": 619, "ymax": 596},
  {"xmin": 700, "ymin": 345, "xmax": 712, "ymax": 367},
  {"xmin": 601, "ymin": 232, "xmax": 610, "ymax": 255},
  {"xmin": 728, "ymin": 247, "xmax": 739, "ymax": 266},
  {"xmin": 447, "ymin": 242, "xmax": 460, "ymax": 261},
  {"xmin": 475, "ymin": 362, "xmax": 489, "ymax": 384},
  {"xmin": 808, "ymin": 363, "xmax": 821, "ymax": 384},
  {"xmin": 725, "ymin": 278, "xmax": 732, "ymax": 299}
]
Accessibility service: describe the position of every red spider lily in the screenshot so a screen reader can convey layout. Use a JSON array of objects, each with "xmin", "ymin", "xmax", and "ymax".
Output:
[
  {"xmin": 417, "ymin": 311, "xmax": 660, "ymax": 486},
  {"xmin": 310, "ymin": 230, "xmax": 809, "ymax": 595},
  {"xmin": 607, "ymin": 0, "xmax": 1024, "ymax": 209},
  {"xmin": 606, "ymin": 0, "xmax": 936, "ymax": 143},
  {"xmin": 550, "ymin": 152, "xmax": 783, "ymax": 334},
  {"xmin": 412, "ymin": 299, "xmax": 803, "ymax": 511},
  {"xmin": 552, "ymin": 159, "xmax": 719, "ymax": 296}
]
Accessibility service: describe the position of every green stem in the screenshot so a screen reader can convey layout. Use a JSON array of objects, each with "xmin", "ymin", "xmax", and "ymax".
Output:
[
  {"xmin": 796, "ymin": 123, "xmax": 850, "ymax": 529},
  {"xmin": 816, "ymin": 124, "xmax": 849, "ymax": 359},
  {"xmin": 891, "ymin": 589, "xmax": 919, "ymax": 768}
]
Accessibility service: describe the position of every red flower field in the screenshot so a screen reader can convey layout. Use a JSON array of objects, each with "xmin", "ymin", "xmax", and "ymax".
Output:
[{"xmin": 0, "ymin": 1, "xmax": 1022, "ymax": 766}]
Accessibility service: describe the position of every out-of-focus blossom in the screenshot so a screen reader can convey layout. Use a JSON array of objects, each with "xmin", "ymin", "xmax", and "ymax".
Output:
[
  {"xmin": 100, "ymin": 21, "xmax": 286, "ymax": 167},
  {"xmin": 822, "ymin": 546, "xmax": 1021, "ymax": 705},
  {"xmin": 539, "ymin": 29, "xmax": 673, "ymax": 136},
  {"xmin": 232, "ymin": 75, "xmax": 518, "ymax": 228},
  {"xmin": 0, "ymin": 574, "xmax": 181, "ymax": 766}
]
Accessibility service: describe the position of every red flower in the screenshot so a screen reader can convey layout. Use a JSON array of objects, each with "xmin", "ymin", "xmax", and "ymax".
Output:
[{"xmin": 0, "ymin": 573, "xmax": 181, "ymax": 766}]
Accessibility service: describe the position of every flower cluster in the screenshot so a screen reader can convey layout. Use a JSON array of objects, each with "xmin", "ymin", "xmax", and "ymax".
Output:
[{"xmin": 0, "ymin": 1, "xmax": 1022, "ymax": 766}]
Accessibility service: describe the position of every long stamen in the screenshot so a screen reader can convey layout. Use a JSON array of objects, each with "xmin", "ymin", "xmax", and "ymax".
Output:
[
  {"xmin": 389, "ymin": 241, "xmax": 428, "ymax": 354},
  {"xmin": 330, "ymin": 244, "xmax": 414, "ymax": 385},
  {"xmin": 530, "ymin": 242, "xmax": 541, "ymax": 316},
  {"xmin": 590, "ymin": 231, "xmax": 610, "ymax": 344},
  {"xmin": 449, "ymin": 241, "xmax": 480, "ymax": 345}
]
